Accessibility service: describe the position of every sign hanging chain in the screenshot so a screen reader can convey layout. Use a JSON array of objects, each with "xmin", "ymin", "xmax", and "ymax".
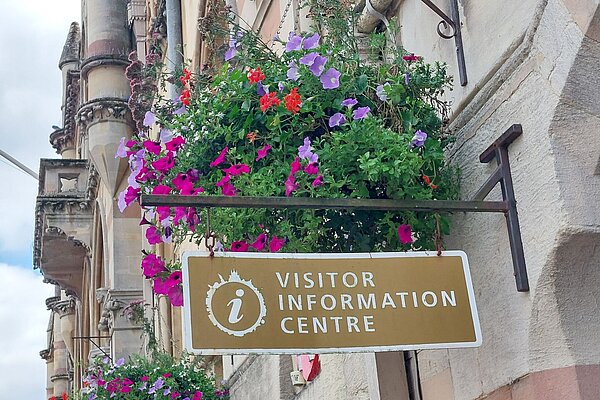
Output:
[
  {"xmin": 204, "ymin": 208, "xmax": 216, "ymax": 257},
  {"xmin": 272, "ymin": 0, "xmax": 296, "ymax": 48}
]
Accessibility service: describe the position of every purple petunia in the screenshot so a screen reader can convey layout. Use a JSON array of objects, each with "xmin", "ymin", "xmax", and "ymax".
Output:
[
  {"xmin": 115, "ymin": 137, "xmax": 128, "ymax": 158},
  {"xmin": 303, "ymin": 33, "xmax": 320, "ymax": 49},
  {"xmin": 287, "ymin": 61, "xmax": 300, "ymax": 81},
  {"xmin": 320, "ymin": 68, "xmax": 340, "ymax": 89},
  {"xmin": 224, "ymin": 46, "xmax": 237, "ymax": 61},
  {"xmin": 410, "ymin": 130, "xmax": 427, "ymax": 148},
  {"xmin": 299, "ymin": 52, "xmax": 328, "ymax": 77},
  {"xmin": 352, "ymin": 106, "xmax": 370, "ymax": 120},
  {"xmin": 376, "ymin": 83, "xmax": 390, "ymax": 101},
  {"xmin": 341, "ymin": 98, "xmax": 358, "ymax": 108},
  {"xmin": 328, "ymin": 112, "xmax": 346, "ymax": 128},
  {"xmin": 143, "ymin": 111, "xmax": 155, "ymax": 127},
  {"xmin": 285, "ymin": 32, "xmax": 303, "ymax": 52},
  {"xmin": 257, "ymin": 81, "xmax": 268, "ymax": 96},
  {"xmin": 404, "ymin": 72, "xmax": 410, "ymax": 85},
  {"xmin": 298, "ymin": 137, "xmax": 318, "ymax": 163}
]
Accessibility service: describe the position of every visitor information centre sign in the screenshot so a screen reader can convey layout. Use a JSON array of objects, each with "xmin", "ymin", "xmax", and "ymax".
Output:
[{"xmin": 182, "ymin": 251, "xmax": 481, "ymax": 354}]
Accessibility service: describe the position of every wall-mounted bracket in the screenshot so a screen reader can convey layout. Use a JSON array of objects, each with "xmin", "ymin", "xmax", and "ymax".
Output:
[
  {"xmin": 420, "ymin": 0, "xmax": 467, "ymax": 86},
  {"xmin": 140, "ymin": 125, "xmax": 528, "ymax": 292}
]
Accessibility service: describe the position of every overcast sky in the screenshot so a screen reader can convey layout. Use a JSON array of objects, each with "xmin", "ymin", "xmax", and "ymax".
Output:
[{"xmin": 0, "ymin": 0, "xmax": 81, "ymax": 397}]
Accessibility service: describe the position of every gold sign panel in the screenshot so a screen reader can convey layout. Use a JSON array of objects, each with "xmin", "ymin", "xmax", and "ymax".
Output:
[{"xmin": 182, "ymin": 251, "xmax": 481, "ymax": 354}]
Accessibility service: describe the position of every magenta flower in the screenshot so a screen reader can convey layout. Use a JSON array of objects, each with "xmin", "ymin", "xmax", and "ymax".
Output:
[
  {"xmin": 269, "ymin": 236, "xmax": 286, "ymax": 252},
  {"xmin": 328, "ymin": 112, "xmax": 346, "ymax": 127},
  {"xmin": 143, "ymin": 140, "xmax": 161, "ymax": 155},
  {"xmin": 193, "ymin": 391, "xmax": 203, "ymax": 400},
  {"xmin": 256, "ymin": 145, "xmax": 271, "ymax": 161},
  {"xmin": 223, "ymin": 164, "xmax": 250, "ymax": 176},
  {"xmin": 290, "ymin": 157, "xmax": 302, "ymax": 175},
  {"xmin": 303, "ymin": 33, "xmax": 320, "ymax": 49},
  {"xmin": 165, "ymin": 136, "xmax": 185, "ymax": 152},
  {"xmin": 173, "ymin": 207, "xmax": 187, "ymax": 224},
  {"xmin": 168, "ymin": 285, "xmax": 183, "ymax": 306},
  {"xmin": 397, "ymin": 224, "xmax": 413, "ymax": 244},
  {"xmin": 410, "ymin": 130, "xmax": 427, "ymax": 148},
  {"xmin": 173, "ymin": 173, "xmax": 192, "ymax": 192},
  {"xmin": 352, "ymin": 106, "xmax": 370, "ymax": 120},
  {"xmin": 165, "ymin": 270, "xmax": 183, "ymax": 288},
  {"xmin": 153, "ymin": 278, "xmax": 169, "ymax": 295},
  {"xmin": 145, "ymin": 226, "xmax": 162, "ymax": 245},
  {"xmin": 341, "ymin": 98, "xmax": 358, "ymax": 108},
  {"xmin": 216, "ymin": 175, "xmax": 231, "ymax": 187},
  {"xmin": 141, "ymin": 254, "xmax": 166, "ymax": 278},
  {"xmin": 152, "ymin": 184, "xmax": 171, "ymax": 195},
  {"xmin": 209, "ymin": 147, "xmax": 229, "ymax": 167},
  {"xmin": 231, "ymin": 240, "xmax": 250, "ymax": 252},
  {"xmin": 320, "ymin": 68, "xmax": 340, "ymax": 89},
  {"xmin": 118, "ymin": 186, "xmax": 140, "ymax": 212},
  {"xmin": 285, "ymin": 32, "xmax": 303, "ymax": 52},
  {"xmin": 304, "ymin": 162, "xmax": 319, "ymax": 175},
  {"xmin": 287, "ymin": 62, "xmax": 300, "ymax": 81},
  {"xmin": 156, "ymin": 206, "xmax": 171, "ymax": 221},
  {"xmin": 143, "ymin": 111, "xmax": 156, "ymax": 127},
  {"xmin": 220, "ymin": 182, "xmax": 237, "ymax": 196},
  {"xmin": 312, "ymin": 175, "xmax": 324, "ymax": 187},
  {"xmin": 151, "ymin": 152, "xmax": 175, "ymax": 173},
  {"xmin": 251, "ymin": 233, "xmax": 267, "ymax": 251},
  {"xmin": 285, "ymin": 174, "xmax": 299, "ymax": 197}
]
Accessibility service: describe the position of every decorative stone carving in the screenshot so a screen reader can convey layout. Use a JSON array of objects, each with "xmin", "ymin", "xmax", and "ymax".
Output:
[
  {"xmin": 53, "ymin": 297, "xmax": 76, "ymax": 317},
  {"xmin": 76, "ymin": 97, "xmax": 131, "ymax": 132},
  {"xmin": 39, "ymin": 349, "xmax": 51, "ymax": 360},
  {"xmin": 97, "ymin": 289, "xmax": 144, "ymax": 333}
]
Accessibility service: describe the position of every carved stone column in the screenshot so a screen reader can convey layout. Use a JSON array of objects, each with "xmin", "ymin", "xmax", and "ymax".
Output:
[
  {"xmin": 97, "ymin": 288, "xmax": 144, "ymax": 360},
  {"xmin": 50, "ymin": 294, "xmax": 71, "ymax": 396}
]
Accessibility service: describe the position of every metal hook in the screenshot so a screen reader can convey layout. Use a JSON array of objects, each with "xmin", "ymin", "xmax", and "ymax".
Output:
[{"xmin": 204, "ymin": 208, "xmax": 215, "ymax": 257}]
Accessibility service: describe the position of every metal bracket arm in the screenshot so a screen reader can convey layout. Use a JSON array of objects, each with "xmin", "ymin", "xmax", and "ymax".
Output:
[
  {"xmin": 420, "ymin": 0, "xmax": 468, "ymax": 86},
  {"xmin": 140, "ymin": 126, "xmax": 528, "ymax": 292}
]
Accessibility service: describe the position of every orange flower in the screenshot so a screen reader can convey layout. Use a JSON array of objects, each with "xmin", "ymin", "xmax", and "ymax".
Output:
[
  {"xmin": 284, "ymin": 87, "xmax": 302, "ymax": 114},
  {"xmin": 259, "ymin": 92, "xmax": 280, "ymax": 112},
  {"xmin": 422, "ymin": 174, "xmax": 438, "ymax": 189},
  {"xmin": 247, "ymin": 131, "xmax": 257, "ymax": 142},
  {"xmin": 179, "ymin": 67, "xmax": 192, "ymax": 85},
  {"xmin": 247, "ymin": 67, "xmax": 266, "ymax": 84}
]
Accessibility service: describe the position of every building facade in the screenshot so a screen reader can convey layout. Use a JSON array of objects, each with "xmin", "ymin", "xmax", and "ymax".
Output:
[{"xmin": 35, "ymin": 0, "xmax": 600, "ymax": 399}]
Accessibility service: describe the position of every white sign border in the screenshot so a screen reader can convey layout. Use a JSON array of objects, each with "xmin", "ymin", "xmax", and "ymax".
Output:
[{"xmin": 182, "ymin": 250, "xmax": 482, "ymax": 355}]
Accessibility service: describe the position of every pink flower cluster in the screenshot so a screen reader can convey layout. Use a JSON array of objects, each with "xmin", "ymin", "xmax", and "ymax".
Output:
[
  {"xmin": 141, "ymin": 253, "xmax": 183, "ymax": 306},
  {"xmin": 229, "ymin": 232, "xmax": 287, "ymax": 253}
]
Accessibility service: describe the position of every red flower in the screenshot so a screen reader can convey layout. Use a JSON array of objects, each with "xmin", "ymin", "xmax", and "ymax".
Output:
[
  {"xmin": 422, "ymin": 174, "xmax": 439, "ymax": 189},
  {"xmin": 179, "ymin": 67, "xmax": 192, "ymax": 85},
  {"xmin": 62, "ymin": 393, "xmax": 68, "ymax": 400},
  {"xmin": 260, "ymin": 92, "xmax": 281, "ymax": 112},
  {"xmin": 247, "ymin": 67, "xmax": 266, "ymax": 84},
  {"xmin": 402, "ymin": 54, "xmax": 420, "ymax": 62},
  {"xmin": 180, "ymin": 89, "xmax": 191, "ymax": 106},
  {"xmin": 284, "ymin": 87, "xmax": 302, "ymax": 114}
]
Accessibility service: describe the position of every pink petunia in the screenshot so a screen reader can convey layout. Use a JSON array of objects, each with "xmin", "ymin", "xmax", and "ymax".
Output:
[
  {"xmin": 152, "ymin": 185, "xmax": 171, "ymax": 195},
  {"xmin": 145, "ymin": 226, "xmax": 162, "ymax": 245},
  {"xmin": 304, "ymin": 162, "xmax": 319, "ymax": 175},
  {"xmin": 143, "ymin": 140, "xmax": 161, "ymax": 155},
  {"xmin": 312, "ymin": 175, "xmax": 324, "ymax": 187},
  {"xmin": 397, "ymin": 224, "xmax": 413, "ymax": 244},
  {"xmin": 251, "ymin": 233, "xmax": 267, "ymax": 251},
  {"xmin": 165, "ymin": 136, "xmax": 185, "ymax": 152},
  {"xmin": 167, "ymin": 285, "xmax": 183, "ymax": 306},
  {"xmin": 151, "ymin": 152, "xmax": 175, "ymax": 173},
  {"xmin": 141, "ymin": 254, "xmax": 166, "ymax": 278},
  {"xmin": 220, "ymin": 182, "xmax": 237, "ymax": 196},
  {"xmin": 269, "ymin": 236, "xmax": 287, "ymax": 252},
  {"xmin": 164, "ymin": 270, "xmax": 182, "ymax": 288},
  {"xmin": 231, "ymin": 240, "xmax": 250, "ymax": 252},
  {"xmin": 256, "ymin": 145, "xmax": 272, "ymax": 161},
  {"xmin": 285, "ymin": 174, "xmax": 299, "ymax": 197},
  {"xmin": 222, "ymin": 164, "xmax": 250, "ymax": 176},
  {"xmin": 290, "ymin": 157, "xmax": 302, "ymax": 175},
  {"xmin": 209, "ymin": 147, "xmax": 229, "ymax": 167},
  {"xmin": 153, "ymin": 277, "xmax": 170, "ymax": 295}
]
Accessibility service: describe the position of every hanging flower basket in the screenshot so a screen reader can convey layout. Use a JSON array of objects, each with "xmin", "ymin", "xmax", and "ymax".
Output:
[{"xmin": 119, "ymin": 1, "xmax": 459, "ymax": 306}]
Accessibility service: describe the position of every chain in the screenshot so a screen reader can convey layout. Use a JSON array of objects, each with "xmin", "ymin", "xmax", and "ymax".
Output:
[
  {"xmin": 204, "ymin": 208, "xmax": 216, "ymax": 257},
  {"xmin": 272, "ymin": 0, "xmax": 296, "ymax": 47}
]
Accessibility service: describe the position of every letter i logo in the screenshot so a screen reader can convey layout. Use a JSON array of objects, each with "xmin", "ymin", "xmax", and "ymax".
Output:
[{"xmin": 206, "ymin": 271, "xmax": 266, "ymax": 337}]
